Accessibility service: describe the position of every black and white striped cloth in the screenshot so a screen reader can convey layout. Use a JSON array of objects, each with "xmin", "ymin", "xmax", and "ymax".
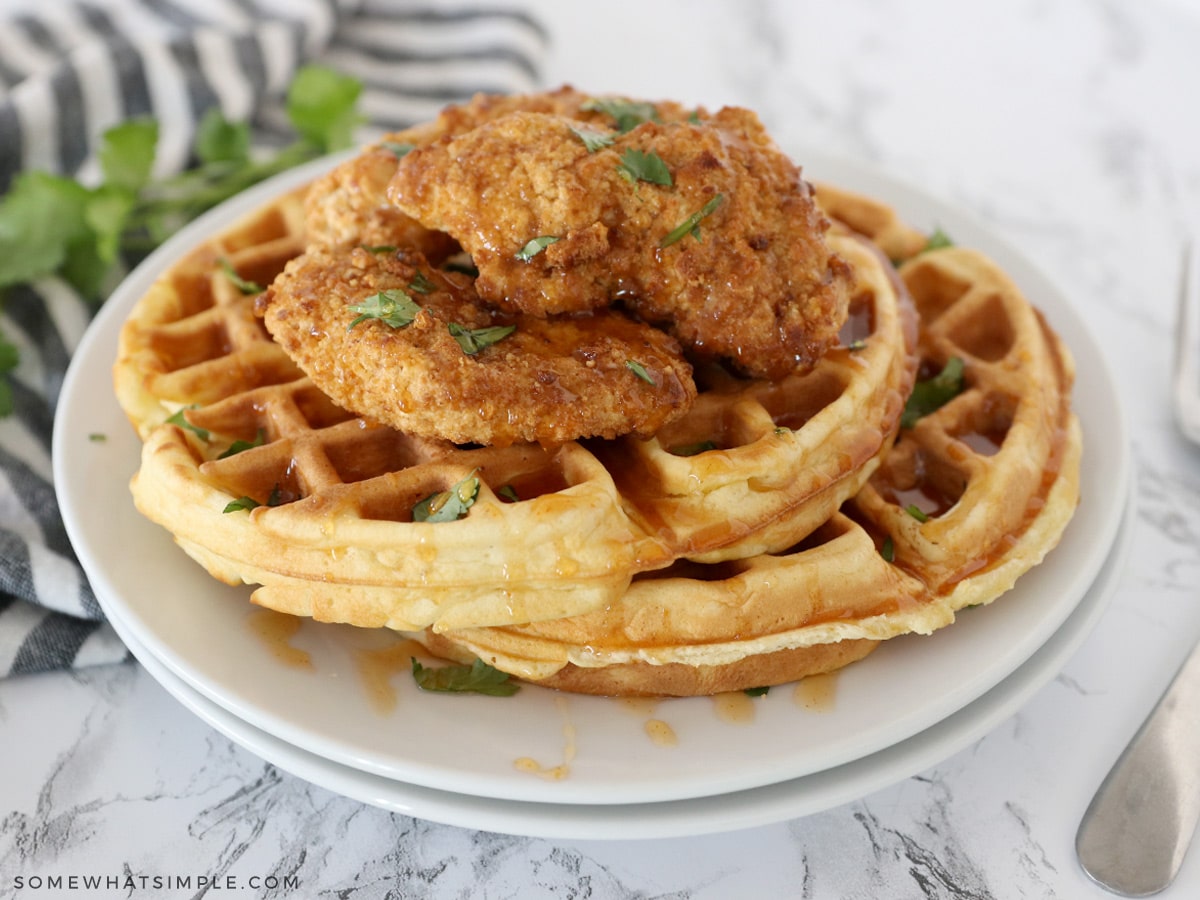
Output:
[{"xmin": 0, "ymin": 0, "xmax": 547, "ymax": 677}]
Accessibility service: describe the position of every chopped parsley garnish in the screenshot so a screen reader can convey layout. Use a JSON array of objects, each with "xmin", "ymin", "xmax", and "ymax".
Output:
[
  {"xmin": 571, "ymin": 125, "xmax": 616, "ymax": 152},
  {"xmin": 744, "ymin": 686, "xmax": 770, "ymax": 697},
  {"xmin": 346, "ymin": 289, "xmax": 421, "ymax": 330},
  {"xmin": 218, "ymin": 258, "xmax": 263, "ymax": 295},
  {"xmin": 411, "ymin": 657, "xmax": 519, "ymax": 696},
  {"xmin": 924, "ymin": 228, "xmax": 954, "ymax": 252},
  {"xmin": 661, "ymin": 194, "xmax": 724, "ymax": 247},
  {"xmin": 412, "ymin": 469, "xmax": 481, "ymax": 523},
  {"xmin": 223, "ymin": 484, "xmax": 284, "ymax": 513},
  {"xmin": 88, "ymin": 432, "xmax": 107, "ymax": 442},
  {"xmin": 881, "ymin": 536, "xmax": 896, "ymax": 562},
  {"xmin": 408, "ymin": 270, "xmax": 437, "ymax": 294},
  {"xmin": 581, "ymin": 97, "xmax": 659, "ymax": 133},
  {"xmin": 361, "ymin": 244, "xmax": 397, "ymax": 254},
  {"xmin": 218, "ymin": 428, "xmax": 265, "ymax": 459},
  {"xmin": 448, "ymin": 322, "xmax": 516, "ymax": 355},
  {"xmin": 497, "ymin": 484, "xmax": 520, "ymax": 503},
  {"xmin": 515, "ymin": 235, "xmax": 560, "ymax": 261},
  {"xmin": 905, "ymin": 504, "xmax": 931, "ymax": 523},
  {"xmin": 166, "ymin": 406, "xmax": 209, "ymax": 441},
  {"xmin": 900, "ymin": 356, "xmax": 966, "ymax": 428},
  {"xmin": 670, "ymin": 440, "xmax": 718, "ymax": 457},
  {"xmin": 626, "ymin": 360, "xmax": 656, "ymax": 385},
  {"xmin": 223, "ymin": 496, "xmax": 260, "ymax": 513},
  {"xmin": 381, "ymin": 140, "xmax": 415, "ymax": 159},
  {"xmin": 617, "ymin": 148, "xmax": 672, "ymax": 187}
]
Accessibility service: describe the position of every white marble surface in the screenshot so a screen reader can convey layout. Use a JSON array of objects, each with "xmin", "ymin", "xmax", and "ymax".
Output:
[{"xmin": 4, "ymin": 0, "xmax": 1200, "ymax": 897}]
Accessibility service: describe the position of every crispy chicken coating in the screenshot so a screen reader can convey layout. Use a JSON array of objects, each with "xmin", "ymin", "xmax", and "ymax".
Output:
[
  {"xmin": 257, "ymin": 246, "xmax": 696, "ymax": 447},
  {"xmin": 303, "ymin": 117, "xmax": 459, "ymax": 256},
  {"xmin": 304, "ymin": 86, "xmax": 690, "ymax": 252},
  {"xmin": 386, "ymin": 105, "xmax": 851, "ymax": 379}
]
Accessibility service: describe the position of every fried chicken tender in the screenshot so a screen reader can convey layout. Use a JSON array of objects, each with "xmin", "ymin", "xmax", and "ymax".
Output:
[
  {"xmin": 303, "ymin": 121, "xmax": 458, "ymax": 256},
  {"xmin": 257, "ymin": 246, "xmax": 696, "ymax": 447},
  {"xmin": 386, "ymin": 106, "xmax": 851, "ymax": 380},
  {"xmin": 305, "ymin": 86, "xmax": 690, "ymax": 252}
]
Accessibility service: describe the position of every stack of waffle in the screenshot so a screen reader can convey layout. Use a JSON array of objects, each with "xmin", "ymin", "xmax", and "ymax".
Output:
[{"xmin": 113, "ymin": 91, "xmax": 1080, "ymax": 696}]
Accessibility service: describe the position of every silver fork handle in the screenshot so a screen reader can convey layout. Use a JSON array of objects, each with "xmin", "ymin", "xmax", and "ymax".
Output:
[
  {"xmin": 1174, "ymin": 241, "xmax": 1200, "ymax": 445},
  {"xmin": 1076, "ymin": 639, "xmax": 1200, "ymax": 895}
]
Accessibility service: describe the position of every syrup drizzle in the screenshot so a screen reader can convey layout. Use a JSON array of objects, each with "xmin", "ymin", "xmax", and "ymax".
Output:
[{"xmin": 245, "ymin": 608, "xmax": 313, "ymax": 670}]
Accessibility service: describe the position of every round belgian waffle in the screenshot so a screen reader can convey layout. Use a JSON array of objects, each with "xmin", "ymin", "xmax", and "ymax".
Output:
[
  {"xmin": 417, "ymin": 243, "xmax": 1082, "ymax": 695},
  {"xmin": 115, "ymin": 174, "xmax": 918, "ymax": 633}
]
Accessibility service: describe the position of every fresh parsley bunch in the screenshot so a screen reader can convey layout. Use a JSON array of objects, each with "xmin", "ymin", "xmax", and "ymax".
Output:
[{"xmin": 0, "ymin": 65, "xmax": 364, "ymax": 416}]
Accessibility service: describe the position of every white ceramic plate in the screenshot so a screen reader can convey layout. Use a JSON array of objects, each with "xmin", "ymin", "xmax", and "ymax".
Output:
[
  {"xmin": 54, "ymin": 151, "xmax": 1129, "ymax": 807},
  {"xmin": 97, "ymin": 498, "xmax": 1131, "ymax": 840}
]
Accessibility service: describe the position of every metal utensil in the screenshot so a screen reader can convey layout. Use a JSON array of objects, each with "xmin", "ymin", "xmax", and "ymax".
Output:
[{"xmin": 1075, "ymin": 242, "xmax": 1200, "ymax": 896}]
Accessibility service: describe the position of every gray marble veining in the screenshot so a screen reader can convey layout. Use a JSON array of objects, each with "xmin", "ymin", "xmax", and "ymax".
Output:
[{"xmin": 4, "ymin": 0, "xmax": 1200, "ymax": 897}]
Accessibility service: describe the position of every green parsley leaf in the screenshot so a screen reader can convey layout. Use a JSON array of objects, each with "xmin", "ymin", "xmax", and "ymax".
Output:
[
  {"xmin": 381, "ymin": 140, "xmax": 415, "ymax": 159},
  {"xmin": 661, "ymin": 194, "xmax": 725, "ymax": 247},
  {"xmin": 448, "ymin": 323, "xmax": 516, "ymax": 355},
  {"xmin": 900, "ymin": 356, "xmax": 966, "ymax": 428},
  {"xmin": 347, "ymin": 289, "xmax": 422, "ymax": 330},
  {"xmin": 515, "ymin": 235, "xmax": 560, "ymax": 261},
  {"xmin": 626, "ymin": 360, "xmax": 656, "ymax": 385},
  {"xmin": 88, "ymin": 433, "xmax": 107, "ymax": 442},
  {"xmin": 218, "ymin": 428, "xmax": 265, "ymax": 459},
  {"xmin": 582, "ymin": 97, "xmax": 660, "ymax": 133},
  {"xmin": 219, "ymin": 259, "xmax": 264, "ymax": 295},
  {"xmin": 194, "ymin": 108, "xmax": 250, "ymax": 165},
  {"xmin": 98, "ymin": 119, "xmax": 158, "ymax": 193},
  {"xmin": 408, "ymin": 271, "xmax": 437, "ymax": 294},
  {"xmin": 744, "ymin": 686, "xmax": 771, "ymax": 697},
  {"xmin": 616, "ymin": 148, "xmax": 672, "ymax": 187},
  {"xmin": 670, "ymin": 440, "xmax": 718, "ymax": 457},
  {"xmin": 497, "ymin": 484, "xmax": 520, "ymax": 503},
  {"xmin": 285, "ymin": 65, "xmax": 363, "ymax": 153},
  {"xmin": 83, "ymin": 185, "xmax": 135, "ymax": 267},
  {"xmin": 905, "ymin": 504, "xmax": 931, "ymax": 523},
  {"xmin": 0, "ymin": 171, "xmax": 91, "ymax": 288},
  {"xmin": 881, "ymin": 536, "xmax": 895, "ymax": 562},
  {"xmin": 361, "ymin": 245, "xmax": 398, "ymax": 254},
  {"xmin": 570, "ymin": 125, "xmax": 616, "ymax": 152},
  {"xmin": 924, "ymin": 228, "xmax": 954, "ymax": 252},
  {"xmin": 411, "ymin": 657, "xmax": 519, "ymax": 696},
  {"xmin": 166, "ymin": 406, "xmax": 210, "ymax": 442},
  {"xmin": 223, "ymin": 496, "xmax": 260, "ymax": 513},
  {"xmin": 412, "ymin": 469, "xmax": 481, "ymax": 523}
]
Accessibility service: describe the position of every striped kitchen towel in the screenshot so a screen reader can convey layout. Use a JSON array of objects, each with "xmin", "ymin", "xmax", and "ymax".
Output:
[{"xmin": 0, "ymin": 0, "xmax": 547, "ymax": 677}]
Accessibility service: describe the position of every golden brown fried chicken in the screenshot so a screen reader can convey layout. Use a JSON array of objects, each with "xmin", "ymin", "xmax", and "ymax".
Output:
[
  {"xmin": 303, "ymin": 120, "xmax": 458, "ymax": 256},
  {"xmin": 305, "ymin": 86, "xmax": 690, "ymax": 252},
  {"xmin": 386, "ymin": 106, "xmax": 851, "ymax": 380},
  {"xmin": 257, "ymin": 246, "xmax": 696, "ymax": 447}
]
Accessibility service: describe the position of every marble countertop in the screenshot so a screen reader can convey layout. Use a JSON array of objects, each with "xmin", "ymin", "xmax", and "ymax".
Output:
[{"xmin": 4, "ymin": 1, "xmax": 1200, "ymax": 897}]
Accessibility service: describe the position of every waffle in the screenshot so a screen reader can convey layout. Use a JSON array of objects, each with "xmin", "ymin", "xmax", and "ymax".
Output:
[
  {"xmin": 415, "ymin": 244, "xmax": 1082, "ymax": 695},
  {"xmin": 116, "ymin": 175, "xmax": 918, "ymax": 633}
]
